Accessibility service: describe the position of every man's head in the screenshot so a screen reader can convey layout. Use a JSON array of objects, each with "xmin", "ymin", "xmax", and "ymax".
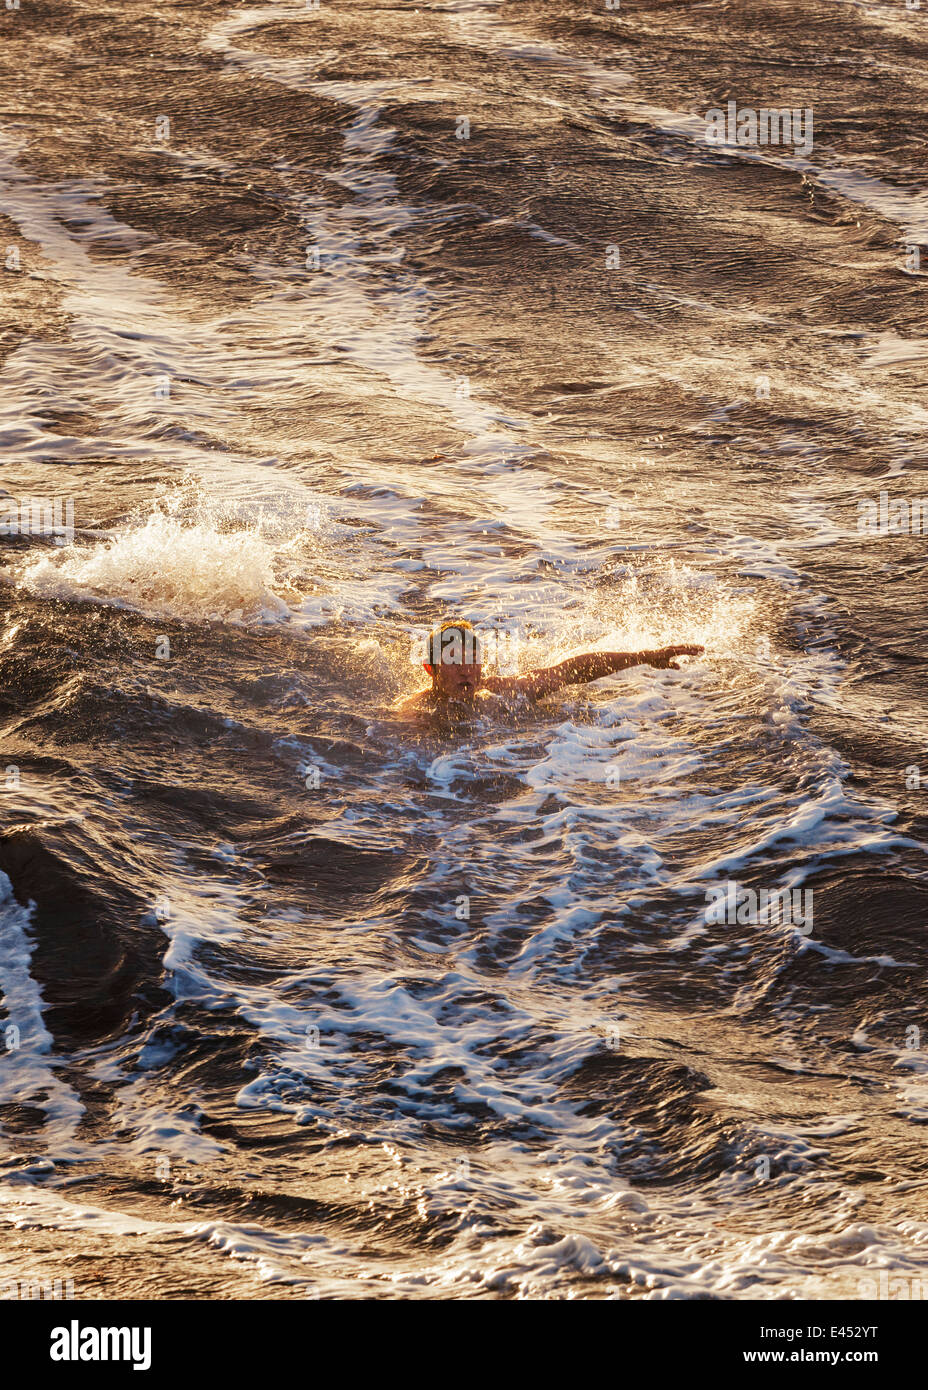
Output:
[{"xmin": 424, "ymin": 620, "xmax": 483, "ymax": 701}]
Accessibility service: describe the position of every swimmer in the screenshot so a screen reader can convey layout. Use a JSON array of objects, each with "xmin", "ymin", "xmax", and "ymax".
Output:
[{"xmin": 394, "ymin": 620, "xmax": 704, "ymax": 715}]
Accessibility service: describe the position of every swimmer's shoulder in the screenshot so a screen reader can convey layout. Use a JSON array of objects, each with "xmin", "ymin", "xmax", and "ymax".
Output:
[
  {"xmin": 388, "ymin": 686, "xmax": 529, "ymax": 721},
  {"xmin": 391, "ymin": 687, "xmax": 436, "ymax": 715}
]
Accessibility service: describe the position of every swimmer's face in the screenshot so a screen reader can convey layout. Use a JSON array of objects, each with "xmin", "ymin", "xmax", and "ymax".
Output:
[
  {"xmin": 425, "ymin": 624, "xmax": 484, "ymax": 702},
  {"xmin": 428, "ymin": 657, "xmax": 483, "ymax": 702}
]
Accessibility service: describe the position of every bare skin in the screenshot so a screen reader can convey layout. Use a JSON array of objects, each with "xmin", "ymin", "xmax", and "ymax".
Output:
[{"xmin": 394, "ymin": 644, "xmax": 705, "ymax": 715}]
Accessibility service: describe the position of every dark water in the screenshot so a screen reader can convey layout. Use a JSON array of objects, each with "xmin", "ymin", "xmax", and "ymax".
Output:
[{"xmin": 1, "ymin": 0, "xmax": 928, "ymax": 1299}]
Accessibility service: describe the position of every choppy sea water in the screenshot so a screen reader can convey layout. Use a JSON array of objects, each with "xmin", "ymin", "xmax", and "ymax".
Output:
[{"xmin": 1, "ymin": 0, "xmax": 928, "ymax": 1300}]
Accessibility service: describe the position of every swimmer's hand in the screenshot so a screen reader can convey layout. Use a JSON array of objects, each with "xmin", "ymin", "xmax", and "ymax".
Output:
[
  {"xmin": 485, "ymin": 644, "xmax": 704, "ymax": 701},
  {"xmin": 644, "ymin": 644, "xmax": 704, "ymax": 670}
]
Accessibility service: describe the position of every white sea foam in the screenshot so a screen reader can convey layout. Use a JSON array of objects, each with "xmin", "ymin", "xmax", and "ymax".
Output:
[{"xmin": 0, "ymin": 872, "xmax": 84, "ymax": 1144}]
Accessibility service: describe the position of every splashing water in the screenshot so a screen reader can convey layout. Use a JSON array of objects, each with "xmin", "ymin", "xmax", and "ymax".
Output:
[{"xmin": 16, "ymin": 492, "xmax": 323, "ymax": 624}]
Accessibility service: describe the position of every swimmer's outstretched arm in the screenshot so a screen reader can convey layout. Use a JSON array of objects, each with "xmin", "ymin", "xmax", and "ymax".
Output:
[{"xmin": 484, "ymin": 644, "xmax": 704, "ymax": 702}]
